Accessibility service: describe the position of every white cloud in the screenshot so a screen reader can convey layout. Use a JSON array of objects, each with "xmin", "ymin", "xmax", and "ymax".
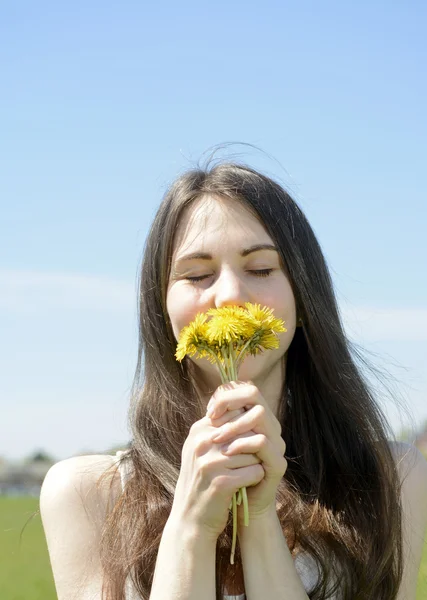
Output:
[{"xmin": 0, "ymin": 269, "xmax": 135, "ymax": 314}]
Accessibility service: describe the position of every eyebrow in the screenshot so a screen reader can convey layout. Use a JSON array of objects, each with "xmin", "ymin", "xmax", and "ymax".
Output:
[{"xmin": 175, "ymin": 244, "xmax": 278, "ymax": 263}]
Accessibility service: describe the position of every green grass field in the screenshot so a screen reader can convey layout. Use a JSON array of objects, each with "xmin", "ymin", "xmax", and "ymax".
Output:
[
  {"xmin": 1, "ymin": 496, "xmax": 427, "ymax": 599},
  {"xmin": 0, "ymin": 497, "xmax": 56, "ymax": 600}
]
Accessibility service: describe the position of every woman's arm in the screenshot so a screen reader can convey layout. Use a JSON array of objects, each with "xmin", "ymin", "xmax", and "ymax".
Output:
[
  {"xmin": 150, "ymin": 514, "xmax": 217, "ymax": 600},
  {"xmin": 238, "ymin": 508, "xmax": 309, "ymax": 600},
  {"xmin": 40, "ymin": 455, "xmax": 124, "ymax": 600}
]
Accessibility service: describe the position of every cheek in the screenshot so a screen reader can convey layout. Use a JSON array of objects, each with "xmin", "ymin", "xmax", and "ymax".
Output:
[
  {"xmin": 166, "ymin": 286, "xmax": 201, "ymax": 340},
  {"xmin": 280, "ymin": 323, "xmax": 296, "ymax": 352},
  {"xmin": 167, "ymin": 310, "xmax": 180, "ymax": 341},
  {"xmin": 267, "ymin": 280, "xmax": 296, "ymax": 322},
  {"xmin": 166, "ymin": 288, "xmax": 181, "ymax": 340},
  {"xmin": 270, "ymin": 282, "xmax": 297, "ymax": 346},
  {"xmin": 283, "ymin": 297, "xmax": 297, "ymax": 329}
]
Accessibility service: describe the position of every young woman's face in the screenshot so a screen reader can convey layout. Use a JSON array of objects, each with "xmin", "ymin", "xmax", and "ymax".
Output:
[{"xmin": 166, "ymin": 196, "xmax": 297, "ymax": 390}]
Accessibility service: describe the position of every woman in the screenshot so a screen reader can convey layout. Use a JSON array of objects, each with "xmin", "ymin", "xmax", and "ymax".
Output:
[{"xmin": 40, "ymin": 160, "xmax": 427, "ymax": 599}]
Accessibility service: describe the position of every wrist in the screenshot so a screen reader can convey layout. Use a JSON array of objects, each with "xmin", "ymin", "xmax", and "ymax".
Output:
[
  {"xmin": 166, "ymin": 511, "xmax": 219, "ymax": 548},
  {"xmin": 238, "ymin": 505, "xmax": 278, "ymax": 539}
]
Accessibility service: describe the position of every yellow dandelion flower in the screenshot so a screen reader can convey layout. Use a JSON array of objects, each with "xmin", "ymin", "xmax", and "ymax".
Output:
[
  {"xmin": 233, "ymin": 303, "xmax": 286, "ymax": 363},
  {"xmin": 244, "ymin": 303, "xmax": 286, "ymax": 332},
  {"xmin": 246, "ymin": 330, "xmax": 280, "ymax": 354},
  {"xmin": 244, "ymin": 303, "xmax": 286, "ymax": 335},
  {"xmin": 175, "ymin": 313, "xmax": 209, "ymax": 362},
  {"xmin": 259, "ymin": 330, "xmax": 281, "ymax": 349},
  {"xmin": 270, "ymin": 317, "xmax": 287, "ymax": 333},
  {"xmin": 244, "ymin": 302, "xmax": 274, "ymax": 323},
  {"xmin": 206, "ymin": 306, "xmax": 253, "ymax": 345},
  {"xmin": 206, "ymin": 306, "xmax": 247, "ymax": 320}
]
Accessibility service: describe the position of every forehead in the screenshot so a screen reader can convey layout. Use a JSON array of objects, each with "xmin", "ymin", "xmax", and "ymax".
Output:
[{"xmin": 172, "ymin": 195, "xmax": 272, "ymax": 257}]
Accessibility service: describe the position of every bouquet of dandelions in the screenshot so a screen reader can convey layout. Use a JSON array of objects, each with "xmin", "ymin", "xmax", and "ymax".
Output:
[{"xmin": 175, "ymin": 302, "xmax": 286, "ymax": 564}]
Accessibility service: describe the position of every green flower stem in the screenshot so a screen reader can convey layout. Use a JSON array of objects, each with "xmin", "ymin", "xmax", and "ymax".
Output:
[
  {"xmin": 221, "ymin": 346, "xmax": 231, "ymax": 380},
  {"xmin": 241, "ymin": 486, "xmax": 249, "ymax": 526},
  {"xmin": 229, "ymin": 342, "xmax": 238, "ymax": 381},
  {"xmin": 216, "ymin": 343, "xmax": 250, "ymax": 565},
  {"xmin": 231, "ymin": 491, "xmax": 238, "ymax": 565},
  {"xmin": 198, "ymin": 342, "xmax": 251, "ymax": 563},
  {"xmin": 201, "ymin": 346, "xmax": 228, "ymax": 383},
  {"xmin": 235, "ymin": 339, "xmax": 252, "ymax": 371}
]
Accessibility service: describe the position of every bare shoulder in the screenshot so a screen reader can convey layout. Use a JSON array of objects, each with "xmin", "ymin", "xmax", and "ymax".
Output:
[
  {"xmin": 41, "ymin": 454, "xmax": 122, "ymax": 528},
  {"xmin": 41, "ymin": 453, "xmax": 122, "ymax": 504},
  {"xmin": 40, "ymin": 454, "xmax": 122, "ymax": 600},
  {"xmin": 388, "ymin": 441, "xmax": 427, "ymax": 600}
]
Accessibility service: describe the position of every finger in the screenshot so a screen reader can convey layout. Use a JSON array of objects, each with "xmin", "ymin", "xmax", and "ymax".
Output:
[
  {"xmin": 221, "ymin": 451, "xmax": 262, "ymax": 469},
  {"xmin": 207, "ymin": 407, "xmax": 245, "ymax": 427},
  {"xmin": 221, "ymin": 432, "xmax": 263, "ymax": 455},
  {"xmin": 221, "ymin": 430, "xmax": 286, "ymax": 458},
  {"xmin": 208, "ymin": 382, "xmax": 283, "ymax": 438},
  {"xmin": 223, "ymin": 434, "xmax": 287, "ymax": 479},
  {"xmin": 210, "ymin": 403, "xmax": 277, "ymax": 444},
  {"xmin": 208, "ymin": 381, "xmax": 262, "ymax": 419}
]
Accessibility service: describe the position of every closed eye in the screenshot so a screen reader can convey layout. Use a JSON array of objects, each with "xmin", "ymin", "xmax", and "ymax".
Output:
[
  {"xmin": 249, "ymin": 269, "xmax": 273, "ymax": 278},
  {"xmin": 186, "ymin": 269, "xmax": 274, "ymax": 283}
]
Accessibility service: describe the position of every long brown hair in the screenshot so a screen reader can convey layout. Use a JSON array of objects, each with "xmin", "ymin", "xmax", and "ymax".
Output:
[{"xmin": 98, "ymin": 158, "xmax": 407, "ymax": 599}]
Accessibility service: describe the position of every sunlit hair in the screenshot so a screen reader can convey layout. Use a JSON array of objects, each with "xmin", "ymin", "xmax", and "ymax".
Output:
[{"xmin": 97, "ymin": 158, "xmax": 408, "ymax": 599}]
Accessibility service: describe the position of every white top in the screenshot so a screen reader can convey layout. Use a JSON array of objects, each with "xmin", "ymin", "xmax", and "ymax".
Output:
[{"xmin": 112, "ymin": 450, "xmax": 337, "ymax": 599}]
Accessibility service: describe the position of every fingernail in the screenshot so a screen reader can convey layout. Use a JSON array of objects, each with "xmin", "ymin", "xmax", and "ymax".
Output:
[
  {"xmin": 221, "ymin": 443, "xmax": 230, "ymax": 453},
  {"xmin": 206, "ymin": 404, "xmax": 215, "ymax": 417}
]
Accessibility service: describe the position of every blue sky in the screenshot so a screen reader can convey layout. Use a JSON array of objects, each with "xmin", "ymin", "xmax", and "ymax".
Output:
[{"xmin": 1, "ymin": 1, "xmax": 426, "ymax": 462}]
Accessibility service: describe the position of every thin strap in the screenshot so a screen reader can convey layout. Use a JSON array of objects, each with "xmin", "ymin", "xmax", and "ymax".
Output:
[
  {"xmin": 113, "ymin": 449, "xmax": 133, "ymax": 492},
  {"xmin": 110, "ymin": 451, "xmax": 139, "ymax": 600}
]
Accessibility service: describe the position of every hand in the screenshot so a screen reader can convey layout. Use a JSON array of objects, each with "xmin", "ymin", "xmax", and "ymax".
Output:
[
  {"xmin": 207, "ymin": 381, "xmax": 287, "ymax": 527},
  {"xmin": 172, "ymin": 403, "xmax": 265, "ymax": 541}
]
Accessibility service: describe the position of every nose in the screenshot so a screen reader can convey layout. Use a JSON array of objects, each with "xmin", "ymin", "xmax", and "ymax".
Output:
[{"xmin": 212, "ymin": 267, "xmax": 249, "ymax": 309}]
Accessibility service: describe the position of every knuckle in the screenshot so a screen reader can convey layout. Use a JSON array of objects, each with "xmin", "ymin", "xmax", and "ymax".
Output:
[
  {"xmin": 254, "ymin": 404, "xmax": 266, "ymax": 419},
  {"xmin": 197, "ymin": 457, "xmax": 212, "ymax": 478},
  {"xmin": 272, "ymin": 459, "xmax": 287, "ymax": 479},
  {"xmin": 212, "ymin": 474, "xmax": 230, "ymax": 493},
  {"xmin": 193, "ymin": 433, "xmax": 209, "ymax": 455},
  {"xmin": 250, "ymin": 404, "xmax": 266, "ymax": 420},
  {"xmin": 247, "ymin": 384, "xmax": 259, "ymax": 400},
  {"xmin": 259, "ymin": 434, "xmax": 268, "ymax": 449},
  {"xmin": 255, "ymin": 464, "xmax": 265, "ymax": 480}
]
